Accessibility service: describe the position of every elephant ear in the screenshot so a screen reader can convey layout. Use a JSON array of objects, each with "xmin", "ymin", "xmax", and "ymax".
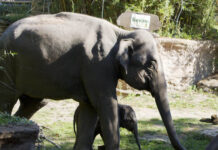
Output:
[{"xmin": 117, "ymin": 39, "xmax": 134, "ymax": 74}]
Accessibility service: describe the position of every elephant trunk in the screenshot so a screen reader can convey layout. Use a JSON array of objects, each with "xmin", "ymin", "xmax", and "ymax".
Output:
[
  {"xmin": 148, "ymin": 58, "xmax": 186, "ymax": 150},
  {"xmin": 153, "ymin": 86, "xmax": 186, "ymax": 150}
]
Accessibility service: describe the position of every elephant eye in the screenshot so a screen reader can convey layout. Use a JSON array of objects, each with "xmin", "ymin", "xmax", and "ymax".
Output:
[
  {"xmin": 138, "ymin": 55, "xmax": 147, "ymax": 63},
  {"xmin": 146, "ymin": 59, "xmax": 157, "ymax": 71},
  {"xmin": 131, "ymin": 54, "xmax": 146, "ymax": 66}
]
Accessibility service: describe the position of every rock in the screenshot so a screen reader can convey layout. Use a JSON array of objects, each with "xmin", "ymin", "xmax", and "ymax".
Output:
[
  {"xmin": 211, "ymin": 114, "xmax": 218, "ymax": 125},
  {"xmin": 200, "ymin": 114, "xmax": 218, "ymax": 125},
  {"xmin": 200, "ymin": 118, "xmax": 214, "ymax": 123},
  {"xmin": 200, "ymin": 128, "xmax": 218, "ymax": 139},
  {"xmin": 197, "ymin": 74, "xmax": 218, "ymax": 93},
  {"xmin": 0, "ymin": 124, "xmax": 39, "ymax": 150}
]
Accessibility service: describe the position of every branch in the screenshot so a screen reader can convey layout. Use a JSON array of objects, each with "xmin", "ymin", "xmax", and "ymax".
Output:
[
  {"xmin": 0, "ymin": 81, "xmax": 16, "ymax": 92},
  {"xmin": 39, "ymin": 134, "xmax": 61, "ymax": 149}
]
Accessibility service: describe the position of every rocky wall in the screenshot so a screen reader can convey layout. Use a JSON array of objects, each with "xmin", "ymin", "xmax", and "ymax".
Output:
[{"xmin": 157, "ymin": 38, "xmax": 218, "ymax": 90}]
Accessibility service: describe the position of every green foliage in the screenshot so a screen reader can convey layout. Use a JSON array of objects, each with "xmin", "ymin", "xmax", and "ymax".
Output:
[
  {"xmin": 0, "ymin": 3, "xmax": 31, "ymax": 15},
  {"xmin": 0, "ymin": 50, "xmax": 17, "ymax": 69},
  {"xmin": 49, "ymin": 0, "xmax": 74, "ymax": 13},
  {"xmin": 0, "ymin": 3, "xmax": 31, "ymax": 23},
  {"xmin": 0, "ymin": 112, "xmax": 34, "ymax": 126},
  {"xmin": 0, "ymin": 0, "xmax": 217, "ymax": 40},
  {"xmin": 69, "ymin": 0, "xmax": 217, "ymax": 40}
]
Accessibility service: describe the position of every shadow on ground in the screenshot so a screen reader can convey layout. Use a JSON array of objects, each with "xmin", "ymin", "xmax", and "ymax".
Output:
[{"xmin": 40, "ymin": 118, "xmax": 213, "ymax": 150}]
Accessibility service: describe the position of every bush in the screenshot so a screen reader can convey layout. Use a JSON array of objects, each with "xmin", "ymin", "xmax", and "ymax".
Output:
[
  {"xmin": 0, "ymin": 2, "xmax": 31, "ymax": 23},
  {"xmin": 0, "ymin": 112, "xmax": 34, "ymax": 126}
]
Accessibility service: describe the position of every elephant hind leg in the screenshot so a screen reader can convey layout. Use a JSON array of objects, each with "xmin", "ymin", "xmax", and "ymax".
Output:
[
  {"xmin": 14, "ymin": 95, "xmax": 48, "ymax": 119},
  {"xmin": 73, "ymin": 102, "xmax": 98, "ymax": 150}
]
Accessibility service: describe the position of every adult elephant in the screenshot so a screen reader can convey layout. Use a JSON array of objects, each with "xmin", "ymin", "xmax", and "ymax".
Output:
[{"xmin": 0, "ymin": 12, "xmax": 185, "ymax": 150}]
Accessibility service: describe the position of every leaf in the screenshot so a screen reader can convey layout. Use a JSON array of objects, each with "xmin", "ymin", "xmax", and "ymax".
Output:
[{"xmin": 0, "ymin": 66, "xmax": 5, "ymax": 71}]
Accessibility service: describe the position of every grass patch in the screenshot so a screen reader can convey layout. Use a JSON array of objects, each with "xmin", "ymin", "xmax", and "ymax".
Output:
[
  {"xmin": 0, "ymin": 112, "xmax": 34, "ymax": 126},
  {"xmin": 199, "ymin": 98, "xmax": 218, "ymax": 110},
  {"xmin": 119, "ymin": 93, "xmax": 156, "ymax": 109},
  {"xmin": 119, "ymin": 90, "xmax": 218, "ymax": 111},
  {"xmin": 168, "ymin": 90, "xmax": 218, "ymax": 110},
  {"xmin": 37, "ymin": 118, "xmax": 212, "ymax": 150}
]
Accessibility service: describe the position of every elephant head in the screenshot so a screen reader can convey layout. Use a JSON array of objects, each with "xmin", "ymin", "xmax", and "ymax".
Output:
[{"xmin": 117, "ymin": 30, "xmax": 185, "ymax": 150}]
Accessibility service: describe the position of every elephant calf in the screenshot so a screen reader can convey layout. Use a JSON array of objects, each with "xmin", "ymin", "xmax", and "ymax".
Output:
[{"xmin": 74, "ymin": 104, "xmax": 141, "ymax": 150}]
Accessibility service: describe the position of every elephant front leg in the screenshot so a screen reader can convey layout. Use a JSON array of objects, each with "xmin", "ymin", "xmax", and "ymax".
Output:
[
  {"xmin": 96, "ymin": 97, "xmax": 120, "ymax": 150},
  {"xmin": 81, "ymin": 69, "xmax": 120, "ymax": 150},
  {"xmin": 73, "ymin": 102, "xmax": 98, "ymax": 150}
]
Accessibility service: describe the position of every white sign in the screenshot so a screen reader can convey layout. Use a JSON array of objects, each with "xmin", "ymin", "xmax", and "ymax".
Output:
[{"xmin": 130, "ymin": 14, "xmax": 150, "ymax": 29}]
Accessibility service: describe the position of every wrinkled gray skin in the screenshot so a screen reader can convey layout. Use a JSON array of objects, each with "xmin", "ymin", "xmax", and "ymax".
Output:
[
  {"xmin": 206, "ymin": 135, "xmax": 218, "ymax": 150},
  {"xmin": 74, "ymin": 104, "xmax": 141, "ymax": 150},
  {"xmin": 0, "ymin": 12, "xmax": 185, "ymax": 150}
]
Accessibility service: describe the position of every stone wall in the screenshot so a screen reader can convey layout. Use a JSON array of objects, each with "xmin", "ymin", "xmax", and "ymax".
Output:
[{"xmin": 157, "ymin": 38, "xmax": 218, "ymax": 90}]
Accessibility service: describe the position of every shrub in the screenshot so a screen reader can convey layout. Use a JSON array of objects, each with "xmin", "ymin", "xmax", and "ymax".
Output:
[{"xmin": 0, "ymin": 112, "xmax": 34, "ymax": 126}]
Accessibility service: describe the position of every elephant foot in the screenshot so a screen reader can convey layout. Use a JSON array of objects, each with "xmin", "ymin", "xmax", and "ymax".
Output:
[{"xmin": 98, "ymin": 145, "xmax": 105, "ymax": 150}]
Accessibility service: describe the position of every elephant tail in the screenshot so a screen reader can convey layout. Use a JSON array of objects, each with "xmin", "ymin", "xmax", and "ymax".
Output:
[{"xmin": 73, "ymin": 107, "xmax": 79, "ymax": 136}]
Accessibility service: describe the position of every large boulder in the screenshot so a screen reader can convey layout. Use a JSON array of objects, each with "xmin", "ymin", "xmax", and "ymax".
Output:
[{"xmin": 197, "ymin": 74, "xmax": 218, "ymax": 93}]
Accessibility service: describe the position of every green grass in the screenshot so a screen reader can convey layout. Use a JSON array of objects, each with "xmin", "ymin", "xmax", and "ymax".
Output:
[
  {"xmin": 29, "ymin": 90, "xmax": 217, "ymax": 150},
  {"xmin": 36, "ymin": 118, "xmax": 212, "ymax": 150},
  {"xmin": 0, "ymin": 112, "xmax": 34, "ymax": 126},
  {"xmin": 167, "ymin": 88, "xmax": 218, "ymax": 110}
]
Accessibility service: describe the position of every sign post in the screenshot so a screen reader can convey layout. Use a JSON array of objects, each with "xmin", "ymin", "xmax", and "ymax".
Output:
[{"xmin": 117, "ymin": 11, "xmax": 161, "ymax": 31}]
